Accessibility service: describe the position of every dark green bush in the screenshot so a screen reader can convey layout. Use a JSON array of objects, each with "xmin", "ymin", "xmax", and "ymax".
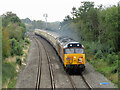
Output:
[
  {"xmin": 94, "ymin": 50, "xmax": 103, "ymax": 59},
  {"xmin": 106, "ymin": 54, "xmax": 118, "ymax": 65},
  {"xmin": 10, "ymin": 38, "xmax": 23, "ymax": 56},
  {"xmin": 25, "ymin": 39, "xmax": 30, "ymax": 44},
  {"xmin": 16, "ymin": 45, "xmax": 23, "ymax": 56},
  {"xmin": 16, "ymin": 57, "xmax": 22, "ymax": 66}
]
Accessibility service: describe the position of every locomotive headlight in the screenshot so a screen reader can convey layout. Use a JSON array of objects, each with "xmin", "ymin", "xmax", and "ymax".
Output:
[{"xmin": 78, "ymin": 58, "xmax": 82, "ymax": 63}]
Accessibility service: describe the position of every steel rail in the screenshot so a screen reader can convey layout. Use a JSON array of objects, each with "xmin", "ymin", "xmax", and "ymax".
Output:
[
  {"xmin": 67, "ymin": 74, "xmax": 77, "ymax": 90},
  {"xmin": 81, "ymin": 74, "xmax": 93, "ymax": 90},
  {"xmin": 36, "ymin": 36, "xmax": 55, "ymax": 90},
  {"xmin": 33, "ymin": 37, "xmax": 42, "ymax": 90}
]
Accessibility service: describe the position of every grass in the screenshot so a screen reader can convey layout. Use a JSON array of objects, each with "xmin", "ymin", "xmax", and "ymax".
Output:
[
  {"xmin": 8, "ymin": 77, "xmax": 17, "ymax": 88},
  {"xmin": 2, "ymin": 62, "xmax": 17, "ymax": 87}
]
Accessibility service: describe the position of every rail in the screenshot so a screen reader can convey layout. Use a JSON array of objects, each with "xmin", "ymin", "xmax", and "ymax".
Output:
[
  {"xmin": 36, "ymin": 36, "xmax": 55, "ymax": 90},
  {"xmin": 81, "ymin": 73, "xmax": 93, "ymax": 90},
  {"xmin": 33, "ymin": 37, "xmax": 42, "ymax": 89}
]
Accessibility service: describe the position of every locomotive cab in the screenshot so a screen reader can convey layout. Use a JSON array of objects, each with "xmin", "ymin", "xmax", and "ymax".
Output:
[{"xmin": 63, "ymin": 42, "xmax": 85, "ymax": 70}]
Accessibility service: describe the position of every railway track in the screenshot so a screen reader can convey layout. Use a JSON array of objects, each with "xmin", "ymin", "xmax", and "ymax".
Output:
[
  {"xmin": 34, "ymin": 35, "xmax": 92, "ymax": 89},
  {"xmin": 67, "ymin": 73, "xmax": 93, "ymax": 90},
  {"xmin": 33, "ymin": 37, "xmax": 42, "ymax": 89},
  {"xmin": 35, "ymin": 36, "xmax": 55, "ymax": 90}
]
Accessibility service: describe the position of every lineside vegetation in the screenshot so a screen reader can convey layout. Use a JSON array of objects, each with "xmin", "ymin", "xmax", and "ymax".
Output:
[
  {"xmin": 60, "ymin": 1, "xmax": 120, "ymax": 87},
  {"xmin": 2, "ymin": 12, "xmax": 30, "ymax": 88}
]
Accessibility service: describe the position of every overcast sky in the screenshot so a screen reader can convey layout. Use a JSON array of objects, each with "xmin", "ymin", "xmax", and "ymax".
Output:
[{"xmin": 0, "ymin": 0, "xmax": 119, "ymax": 22}]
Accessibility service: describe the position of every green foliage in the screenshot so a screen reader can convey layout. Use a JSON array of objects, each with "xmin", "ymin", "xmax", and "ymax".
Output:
[
  {"xmin": 16, "ymin": 57, "xmax": 22, "ymax": 66},
  {"xmin": 2, "ymin": 63, "xmax": 17, "ymax": 86},
  {"xmin": 8, "ymin": 78, "xmax": 17, "ymax": 88},
  {"xmin": 106, "ymin": 53, "xmax": 118, "ymax": 65},
  {"xmin": 22, "ymin": 18, "xmax": 60, "ymax": 31},
  {"xmin": 25, "ymin": 38, "xmax": 30, "ymax": 44},
  {"xmin": 2, "ymin": 12, "xmax": 26, "ymax": 59},
  {"xmin": 61, "ymin": 2, "xmax": 119, "ymax": 52},
  {"xmin": 98, "ymin": 6, "xmax": 119, "ymax": 52},
  {"xmin": 2, "ymin": 12, "xmax": 26, "ymax": 41},
  {"xmin": 94, "ymin": 50, "xmax": 103, "ymax": 59},
  {"xmin": 10, "ymin": 38, "xmax": 23, "ymax": 56},
  {"xmin": 60, "ymin": 3, "xmax": 119, "ymax": 87},
  {"xmin": 2, "ymin": 12, "xmax": 26, "ymax": 88},
  {"xmin": 2, "ymin": 29, "xmax": 11, "ymax": 59}
]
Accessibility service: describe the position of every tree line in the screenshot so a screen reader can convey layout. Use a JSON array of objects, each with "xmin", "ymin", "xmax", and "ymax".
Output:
[
  {"xmin": 22, "ymin": 18, "xmax": 60, "ymax": 31},
  {"xmin": 2, "ymin": 12, "xmax": 26, "ymax": 59},
  {"xmin": 2, "ymin": 12, "xmax": 28, "ymax": 87},
  {"xmin": 61, "ymin": 1, "xmax": 119, "ymax": 53}
]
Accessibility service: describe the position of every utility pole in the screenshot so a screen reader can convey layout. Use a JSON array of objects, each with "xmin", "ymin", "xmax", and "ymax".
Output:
[{"xmin": 43, "ymin": 13, "xmax": 48, "ymax": 29}]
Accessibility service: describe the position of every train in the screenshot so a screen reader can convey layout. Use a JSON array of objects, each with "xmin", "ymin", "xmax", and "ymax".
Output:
[{"xmin": 35, "ymin": 29, "xmax": 85, "ymax": 72}]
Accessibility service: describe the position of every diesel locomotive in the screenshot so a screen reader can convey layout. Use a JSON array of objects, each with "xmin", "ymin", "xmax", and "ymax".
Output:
[{"xmin": 35, "ymin": 29, "xmax": 85, "ymax": 71}]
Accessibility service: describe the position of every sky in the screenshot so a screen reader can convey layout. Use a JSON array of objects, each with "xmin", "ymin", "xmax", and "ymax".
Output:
[{"xmin": 0, "ymin": 0, "xmax": 119, "ymax": 22}]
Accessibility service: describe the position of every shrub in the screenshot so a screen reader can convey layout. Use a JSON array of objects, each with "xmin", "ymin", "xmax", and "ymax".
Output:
[
  {"xmin": 16, "ymin": 45, "xmax": 23, "ymax": 56},
  {"xmin": 10, "ymin": 39, "xmax": 23, "ymax": 56},
  {"xmin": 88, "ymin": 42, "xmax": 99, "ymax": 54},
  {"xmin": 16, "ymin": 57, "xmax": 22, "ymax": 66},
  {"xmin": 94, "ymin": 50, "xmax": 103, "ymax": 59},
  {"xmin": 106, "ymin": 54, "xmax": 118, "ymax": 65},
  {"xmin": 25, "ymin": 39, "xmax": 30, "ymax": 44}
]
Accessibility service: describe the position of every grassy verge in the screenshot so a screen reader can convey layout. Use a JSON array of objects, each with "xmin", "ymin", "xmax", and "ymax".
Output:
[
  {"xmin": 2, "ymin": 63, "xmax": 17, "ymax": 88},
  {"xmin": 89, "ymin": 58, "xmax": 118, "ymax": 87},
  {"xmin": 2, "ymin": 38, "xmax": 30, "ymax": 88},
  {"xmin": 82, "ymin": 41, "xmax": 119, "ymax": 87}
]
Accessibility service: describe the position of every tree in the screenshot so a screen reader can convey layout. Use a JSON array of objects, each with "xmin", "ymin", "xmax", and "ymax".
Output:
[{"xmin": 2, "ymin": 28, "xmax": 11, "ymax": 58}]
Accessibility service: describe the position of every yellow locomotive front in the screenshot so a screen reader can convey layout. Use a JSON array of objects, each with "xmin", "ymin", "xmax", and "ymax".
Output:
[{"xmin": 63, "ymin": 43, "xmax": 85, "ymax": 71}]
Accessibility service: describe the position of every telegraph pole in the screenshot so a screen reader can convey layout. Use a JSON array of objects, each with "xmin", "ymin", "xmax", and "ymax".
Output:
[{"xmin": 43, "ymin": 13, "xmax": 48, "ymax": 29}]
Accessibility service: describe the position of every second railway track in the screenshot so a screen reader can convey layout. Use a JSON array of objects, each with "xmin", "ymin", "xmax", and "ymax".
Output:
[
  {"xmin": 35, "ymin": 36, "xmax": 55, "ymax": 90},
  {"xmin": 33, "ymin": 37, "xmax": 42, "ymax": 89}
]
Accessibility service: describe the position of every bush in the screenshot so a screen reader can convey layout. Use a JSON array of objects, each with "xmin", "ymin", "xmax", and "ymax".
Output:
[
  {"xmin": 16, "ymin": 57, "xmax": 22, "ymax": 66},
  {"xmin": 94, "ymin": 50, "xmax": 103, "ymax": 59},
  {"xmin": 16, "ymin": 45, "xmax": 23, "ymax": 56},
  {"xmin": 88, "ymin": 42, "xmax": 99, "ymax": 54},
  {"xmin": 106, "ymin": 54, "xmax": 118, "ymax": 65},
  {"xmin": 10, "ymin": 39, "xmax": 23, "ymax": 56},
  {"xmin": 25, "ymin": 39, "xmax": 30, "ymax": 44}
]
